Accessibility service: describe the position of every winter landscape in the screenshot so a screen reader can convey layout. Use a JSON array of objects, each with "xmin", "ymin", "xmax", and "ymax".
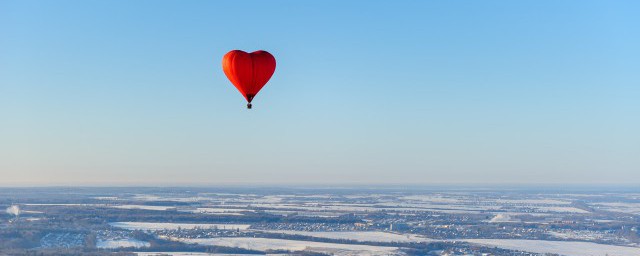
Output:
[
  {"xmin": 3, "ymin": 1, "xmax": 638, "ymax": 255},
  {"xmin": 2, "ymin": 186, "xmax": 639, "ymax": 255}
]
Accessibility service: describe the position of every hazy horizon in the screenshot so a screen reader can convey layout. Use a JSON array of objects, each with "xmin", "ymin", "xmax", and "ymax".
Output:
[
  {"xmin": 2, "ymin": 1, "xmax": 639, "ymax": 186},
  {"xmin": 2, "ymin": 181, "xmax": 640, "ymax": 189}
]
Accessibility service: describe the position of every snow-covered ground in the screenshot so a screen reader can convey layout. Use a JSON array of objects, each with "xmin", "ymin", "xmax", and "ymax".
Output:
[
  {"xmin": 492, "ymin": 199, "xmax": 572, "ymax": 205},
  {"xmin": 463, "ymin": 239, "xmax": 640, "ymax": 256},
  {"xmin": 96, "ymin": 238, "xmax": 150, "ymax": 249},
  {"xmin": 110, "ymin": 222, "xmax": 250, "ymax": 231},
  {"xmin": 256, "ymin": 230, "xmax": 434, "ymax": 243},
  {"xmin": 24, "ymin": 203, "xmax": 102, "ymax": 206},
  {"xmin": 110, "ymin": 205, "xmax": 176, "ymax": 211},
  {"xmin": 548, "ymin": 230, "xmax": 606, "ymax": 240},
  {"xmin": 131, "ymin": 194, "xmax": 212, "ymax": 202},
  {"xmin": 193, "ymin": 207, "xmax": 254, "ymax": 213},
  {"xmin": 489, "ymin": 213, "xmax": 518, "ymax": 223},
  {"xmin": 135, "ymin": 253, "xmax": 282, "ymax": 256},
  {"xmin": 93, "ymin": 196, "xmax": 119, "ymax": 200},
  {"xmin": 591, "ymin": 202, "xmax": 640, "ymax": 215},
  {"xmin": 400, "ymin": 195, "xmax": 462, "ymax": 203},
  {"xmin": 535, "ymin": 206, "xmax": 590, "ymax": 213},
  {"xmin": 247, "ymin": 200, "xmax": 587, "ymax": 215},
  {"xmin": 22, "ymin": 210, "xmax": 44, "ymax": 214},
  {"xmin": 186, "ymin": 207, "xmax": 252, "ymax": 215},
  {"xmin": 176, "ymin": 237, "xmax": 400, "ymax": 256},
  {"xmin": 23, "ymin": 203, "xmax": 176, "ymax": 211},
  {"xmin": 250, "ymin": 202, "xmax": 494, "ymax": 214}
]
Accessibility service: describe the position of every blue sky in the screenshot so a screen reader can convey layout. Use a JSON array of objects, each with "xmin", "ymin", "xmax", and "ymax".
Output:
[{"xmin": 1, "ymin": 1, "xmax": 638, "ymax": 185}]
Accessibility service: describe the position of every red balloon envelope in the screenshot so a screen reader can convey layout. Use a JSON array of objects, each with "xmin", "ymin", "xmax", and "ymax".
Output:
[{"xmin": 222, "ymin": 50, "xmax": 276, "ymax": 109}]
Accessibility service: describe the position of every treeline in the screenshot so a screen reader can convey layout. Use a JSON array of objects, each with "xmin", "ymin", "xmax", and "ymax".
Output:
[
  {"xmin": 42, "ymin": 206, "xmax": 362, "ymax": 224},
  {"xmin": 248, "ymin": 231, "xmax": 460, "ymax": 250}
]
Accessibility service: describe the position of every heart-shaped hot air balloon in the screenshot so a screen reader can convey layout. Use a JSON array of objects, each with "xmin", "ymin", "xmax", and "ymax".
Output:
[{"xmin": 222, "ymin": 50, "xmax": 276, "ymax": 109}]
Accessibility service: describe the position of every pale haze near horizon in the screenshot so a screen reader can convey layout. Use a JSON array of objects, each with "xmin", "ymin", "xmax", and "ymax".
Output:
[{"xmin": 1, "ymin": 1, "xmax": 639, "ymax": 186}]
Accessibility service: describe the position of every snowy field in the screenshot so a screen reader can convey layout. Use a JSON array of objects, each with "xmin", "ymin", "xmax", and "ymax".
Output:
[
  {"xmin": 193, "ymin": 207, "xmax": 254, "ymax": 213},
  {"xmin": 24, "ymin": 203, "xmax": 102, "ymax": 206},
  {"xmin": 547, "ymin": 230, "xmax": 613, "ymax": 241},
  {"xmin": 93, "ymin": 196, "xmax": 119, "ymax": 200},
  {"xmin": 591, "ymin": 202, "xmax": 640, "ymax": 215},
  {"xmin": 256, "ymin": 230, "xmax": 434, "ymax": 243},
  {"xmin": 248, "ymin": 200, "xmax": 586, "ymax": 215},
  {"xmin": 110, "ymin": 222, "xmax": 251, "ymax": 231},
  {"xmin": 535, "ymin": 206, "xmax": 590, "ymax": 213},
  {"xmin": 96, "ymin": 239, "xmax": 150, "ymax": 249},
  {"xmin": 110, "ymin": 205, "xmax": 176, "ymax": 211},
  {"xmin": 491, "ymin": 199, "xmax": 572, "ymax": 205},
  {"xmin": 176, "ymin": 237, "xmax": 400, "ymax": 256},
  {"xmin": 23, "ymin": 203, "xmax": 176, "ymax": 211},
  {"xmin": 489, "ymin": 213, "xmax": 518, "ymax": 223},
  {"xmin": 185, "ymin": 207, "xmax": 253, "ymax": 215},
  {"xmin": 400, "ymin": 195, "xmax": 462, "ymax": 203},
  {"xmin": 249, "ymin": 202, "xmax": 494, "ymax": 214},
  {"xmin": 131, "ymin": 194, "xmax": 213, "ymax": 202},
  {"xmin": 135, "ymin": 253, "xmax": 272, "ymax": 256},
  {"xmin": 463, "ymin": 239, "xmax": 640, "ymax": 256}
]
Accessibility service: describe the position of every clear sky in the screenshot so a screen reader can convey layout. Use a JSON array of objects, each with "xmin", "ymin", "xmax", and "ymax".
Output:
[{"xmin": 1, "ymin": 1, "xmax": 638, "ymax": 186}]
